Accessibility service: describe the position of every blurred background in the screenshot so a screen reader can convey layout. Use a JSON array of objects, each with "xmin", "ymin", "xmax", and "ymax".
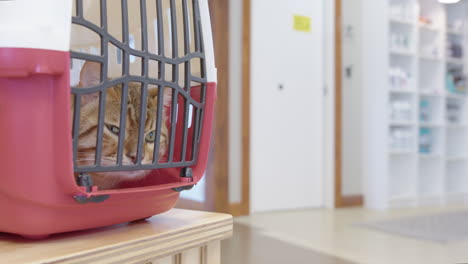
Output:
[{"xmin": 175, "ymin": 0, "xmax": 468, "ymax": 263}]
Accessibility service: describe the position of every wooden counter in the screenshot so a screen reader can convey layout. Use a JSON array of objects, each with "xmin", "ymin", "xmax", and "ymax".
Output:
[{"xmin": 0, "ymin": 209, "xmax": 233, "ymax": 264}]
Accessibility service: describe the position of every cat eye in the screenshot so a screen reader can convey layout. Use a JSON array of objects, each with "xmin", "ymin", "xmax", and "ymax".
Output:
[
  {"xmin": 145, "ymin": 131, "xmax": 156, "ymax": 143},
  {"xmin": 106, "ymin": 124, "xmax": 120, "ymax": 135}
]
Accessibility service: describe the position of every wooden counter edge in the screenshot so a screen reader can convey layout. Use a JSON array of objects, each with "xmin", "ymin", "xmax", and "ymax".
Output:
[{"xmin": 42, "ymin": 213, "xmax": 233, "ymax": 264}]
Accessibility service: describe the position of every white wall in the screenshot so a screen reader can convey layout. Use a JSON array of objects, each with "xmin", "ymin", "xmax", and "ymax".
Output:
[
  {"xmin": 362, "ymin": 0, "xmax": 389, "ymax": 209},
  {"xmin": 342, "ymin": 0, "xmax": 365, "ymax": 196},
  {"xmin": 324, "ymin": 0, "xmax": 336, "ymax": 209},
  {"xmin": 228, "ymin": 0, "xmax": 244, "ymax": 204},
  {"xmin": 250, "ymin": 0, "xmax": 326, "ymax": 212}
]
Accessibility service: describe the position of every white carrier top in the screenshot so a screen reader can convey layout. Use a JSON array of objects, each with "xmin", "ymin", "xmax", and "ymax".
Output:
[
  {"xmin": 0, "ymin": 0, "xmax": 73, "ymax": 51},
  {"xmin": 0, "ymin": 0, "xmax": 216, "ymax": 83}
]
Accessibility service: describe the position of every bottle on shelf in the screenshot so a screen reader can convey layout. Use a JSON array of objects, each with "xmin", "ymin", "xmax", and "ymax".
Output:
[
  {"xmin": 447, "ymin": 39, "xmax": 463, "ymax": 59},
  {"xmin": 389, "ymin": 67, "xmax": 413, "ymax": 91},
  {"xmin": 446, "ymin": 68, "xmax": 466, "ymax": 95},
  {"xmin": 419, "ymin": 128, "xmax": 433, "ymax": 154},
  {"xmin": 389, "ymin": 98, "xmax": 412, "ymax": 122},
  {"xmin": 390, "ymin": 127, "xmax": 413, "ymax": 153},
  {"xmin": 390, "ymin": 32, "xmax": 411, "ymax": 51},
  {"xmin": 447, "ymin": 100, "xmax": 462, "ymax": 123},
  {"xmin": 420, "ymin": 99, "xmax": 431, "ymax": 123}
]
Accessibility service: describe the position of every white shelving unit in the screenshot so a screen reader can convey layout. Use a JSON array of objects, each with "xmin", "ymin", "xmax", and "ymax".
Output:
[{"xmin": 365, "ymin": 0, "xmax": 468, "ymax": 209}]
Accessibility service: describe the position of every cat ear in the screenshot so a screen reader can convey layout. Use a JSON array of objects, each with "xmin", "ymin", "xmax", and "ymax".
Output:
[
  {"xmin": 79, "ymin": 61, "xmax": 101, "ymax": 88},
  {"xmin": 78, "ymin": 61, "xmax": 101, "ymax": 105},
  {"xmin": 147, "ymin": 86, "xmax": 173, "ymax": 107},
  {"xmin": 163, "ymin": 88, "xmax": 173, "ymax": 107}
]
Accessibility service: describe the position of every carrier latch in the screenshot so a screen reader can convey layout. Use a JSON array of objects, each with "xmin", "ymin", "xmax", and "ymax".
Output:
[
  {"xmin": 76, "ymin": 173, "xmax": 94, "ymax": 192},
  {"xmin": 73, "ymin": 174, "xmax": 110, "ymax": 204},
  {"xmin": 172, "ymin": 167, "xmax": 195, "ymax": 192}
]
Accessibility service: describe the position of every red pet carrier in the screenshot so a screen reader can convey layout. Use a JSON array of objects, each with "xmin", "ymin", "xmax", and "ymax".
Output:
[{"xmin": 0, "ymin": 0, "xmax": 216, "ymax": 238}]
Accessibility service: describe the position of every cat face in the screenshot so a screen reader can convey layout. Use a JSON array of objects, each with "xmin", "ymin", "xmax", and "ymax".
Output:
[{"xmin": 75, "ymin": 62, "xmax": 171, "ymax": 189}]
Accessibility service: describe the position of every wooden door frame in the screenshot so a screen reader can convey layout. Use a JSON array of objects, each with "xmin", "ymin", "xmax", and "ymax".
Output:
[
  {"xmin": 236, "ymin": 0, "xmax": 251, "ymax": 216},
  {"xmin": 334, "ymin": 0, "xmax": 363, "ymax": 208},
  {"xmin": 177, "ymin": 0, "xmax": 251, "ymax": 216}
]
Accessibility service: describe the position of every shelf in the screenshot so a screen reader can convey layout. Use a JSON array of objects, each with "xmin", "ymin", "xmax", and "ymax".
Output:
[
  {"xmin": 447, "ymin": 124, "xmax": 467, "ymax": 129},
  {"xmin": 419, "ymin": 122, "xmax": 444, "ymax": 127},
  {"xmin": 447, "ymin": 155, "xmax": 467, "ymax": 162},
  {"xmin": 370, "ymin": 1, "xmax": 468, "ymax": 209},
  {"xmin": 446, "ymin": 93, "xmax": 466, "ymax": 99},
  {"xmin": 419, "ymin": 23, "xmax": 442, "ymax": 32},
  {"xmin": 389, "ymin": 150, "xmax": 415, "ymax": 155},
  {"xmin": 390, "ymin": 17, "xmax": 415, "ymax": 26},
  {"xmin": 390, "ymin": 89, "xmax": 416, "ymax": 94},
  {"xmin": 419, "ymin": 55, "xmax": 443, "ymax": 62},
  {"xmin": 420, "ymin": 90, "xmax": 445, "ymax": 97},
  {"xmin": 390, "ymin": 48, "xmax": 415, "ymax": 57},
  {"xmin": 446, "ymin": 57, "xmax": 464, "ymax": 65},
  {"xmin": 447, "ymin": 29, "xmax": 463, "ymax": 36},
  {"xmin": 390, "ymin": 121, "xmax": 416, "ymax": 126},
  {"xmin": 420, "ymin": 153, "xmax": 443, "ymax": 159}
]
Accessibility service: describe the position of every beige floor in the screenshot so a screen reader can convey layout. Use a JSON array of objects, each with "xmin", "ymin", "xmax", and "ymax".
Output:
[
  {"xmin": 225, "ymin": 206, "xmax": 468, "ymax": 264},
  {"xmin": 222, "ymin": 223, "xmax": 354, "ymax": 264}
]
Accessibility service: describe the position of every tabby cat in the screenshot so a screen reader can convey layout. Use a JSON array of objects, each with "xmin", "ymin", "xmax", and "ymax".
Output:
[{"xmin": 75, "ymin": 61, "xmax": 171, "ymax": 190}]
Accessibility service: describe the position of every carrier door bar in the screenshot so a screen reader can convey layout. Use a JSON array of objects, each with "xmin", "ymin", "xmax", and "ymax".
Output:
[
  {"xmin": 168, "ymin": 90, "xmax": 178, "ymax": 162},
  {"xmin": 140, "ymin": 0, "xmax": 149, "ymax": 53},
  {"xmin": 76, "ymin": 161, "xmax": 198, "ymax": 173},
  {"xmin": 153, "ymin": 0, "xmax": 166, "ymax": 164},
  {"xmin": 170, "ymin": 0, "xmax": 179, "ymax": 59},
  {"xmin": 192, "ymin": 108, "xmax": 202, "ymax": 160},
  {"xmin": 72, "ymin": 95, "xmax": 82, "ymax": 167},
  {"xmin": 193, "ymin": 109, "xmax": 203, "ymax": 160},
  {"xmin": 169, "ymin": 0, "xmax": 179, "ymax": 163},
  {"xmin": 95, "ymin": 91, "xmax": 107, "ymax": 165},
  {"xmin": 117, "ymin": 0, "xmax": 130, "ymax": 166},
  {"xmin": 170, "ymin": 0, "xmax": 179, "ymax": 92},
  {"xmin": 95, "ymin": 0, "xmax": 109, "ymax": 166},
  {"xmin": 192, "ymin": 0, "xmax": 201, "ymax": 52},
  {"xmin": 100, "ymin": 0, "xmax": 107, "ymax": 29},
  {"xmin": 117, "ymin": 84, "xmax": 129, "ymax": 165},
  {"xmin": 198, "ymin": 19, "xmax": 207, "ymax": 104},
  {"xmin": 152, "ymin": 85, "xmax": 165, "ymax": 164},
  {"xmin": 169, "ymin": 0, "xmax": 179, "ymax": 162},
  {"xmin": 192, "ymin": 0, "xmax": 206, "ymax": 162},
  {"xmin": 76, "ymin": 0, "xmax": 83, "ymax": 18},
  {"xmin": 70, "ymin": 52, "xmax": 105, "ymax": 63},
  {"xmin": 156, "ymin": 0, "xmax": 165, "ymax": 56},
  {"xmin": 136, "ymin": 85, "xmax": 148, "ymax": 165},
  {"xmin": 181, "ymin": 0, "xmax": 191, "ymax": 161},
  {"xmin": 136, "ymin": 0, "xmax": 150, "ymax": 166}
]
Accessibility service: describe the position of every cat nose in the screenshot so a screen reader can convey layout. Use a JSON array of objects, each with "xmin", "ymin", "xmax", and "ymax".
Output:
[{"xmin": 126, "ymin": 152, "xmax": 144, "ymax": 163}]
